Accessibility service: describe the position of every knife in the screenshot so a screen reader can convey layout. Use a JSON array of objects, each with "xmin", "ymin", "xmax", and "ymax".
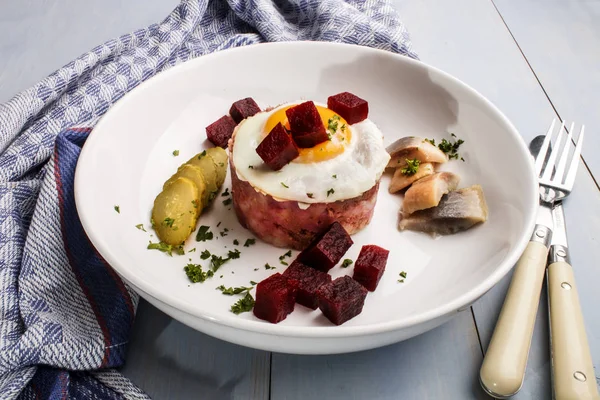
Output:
[
  {"xmin": 479, "ymin": 136, "xmax": 554, "ymax": 398},
  {"xmin": 547, "ymin": 200, "xmax": 599, "ymax": 399}
]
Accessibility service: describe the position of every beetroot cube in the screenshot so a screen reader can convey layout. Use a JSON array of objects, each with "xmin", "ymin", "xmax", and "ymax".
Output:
[
  {"xmin": 327, "ymin": 92, "xmax": 369, "ymax": 124},
  {"xmin": 285, "ymin": 101, "xmax": 329, "ymax": 148},
  {"xmin": 283, "ymin": 260, "xmax": 332, "ymax": 309},
  {"xmin": 298, "ymin": 221, "xmax": 353, "ymax": 272},
  {"xmin": 206, "ymin": 115, "xmax": 237, "ymax": 148},
  {"xmin": 352, "ymin": 245, "xmax": 390, "ymax": 291},
  {"xmin": 253, "ymin": 273, "xmax": 298, "ymax": 323},
  {"xmin": 317, "ymin": 276, "xmax": 368, "ymax": 325},
  {"xmin": 229, "ymin": 97, "xmax": 261, "ymax": 123},
  {"xmin": 256, "ymin": 122, "xmax": 299, "ymax": 171}
]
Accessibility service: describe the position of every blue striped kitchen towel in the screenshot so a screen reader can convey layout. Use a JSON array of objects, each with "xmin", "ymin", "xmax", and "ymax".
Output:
[{"xmin": 0, "ymin": 0, "xmax": 416, "ymax": 398}]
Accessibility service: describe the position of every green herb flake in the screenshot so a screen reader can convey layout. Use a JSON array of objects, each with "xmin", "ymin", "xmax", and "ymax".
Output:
[
  {"xmin": 233, "ymin": 239, "xmax": 239, "ymax": 245},
  {"xmin": 172, "ymin": 150, "xmax": 180, "ymax": 156},
  {"xmin": 135, "ymin": 224, "xmax": 146, "ymax": 232},
  {"xmin": 228, "ymin": 249, "xmax": 241, "ymax": 259},
  {"xmin": 250, "ymin": 281, "xmax": 258, "ymax": 285},
  {"xmin": 147, "ymin": 241, "xmax": 184, "ymax": 256},
  {"xmin": 253, "ymin": 268, "xmax": 259, "ymax": 271},
  {"xmin": 332, "ymin": 174, "xmax": 337, "ymax": 179},
  {"xmin": 397, "ymin": 279, "xmax": 405, "ymax": 283},
  {"xmin": 114, "ymin": 205, "xmax": 120, "ymax": 213},
  {"xmin": 399, "ymin": 271, "xmax": 408, "ymax": 279},
  {"xmin": 326, "ymin": 188, "xmax": 335, "ymax": 197},
  {"xmin": 200, "ymin": 249, "xmax": 211, "ymax": 260},
  {"xmin": 191, "ymin": 199, "xmax": 199, "ymax": 209},
  {"xmin": 222, "ymin": 197, "xmax": 232, "ymax": 206},
  {"xmin": 198, "ymin": 150, "xmax": 207, "ymax": 159},
  {"xmin": 437, "ymin": 136, "xmax": 464, "ymax": 160},
  {"xmin": 195, "ymin": 225, "xmax": 214, "ymax": 242},
  {"xmin": 401, "ymin": 158, "xmax": 421, "ymax": 176},
  {"xmin": 424, "ymin": 138, "xmax": 435, "ymax": 146},
  {"xmin": 184, "ymin": 264, "xmax": 207, "ymax": 283},
  {"xmin": 265, "ymin": 263, "xmax": 276, "ymax": 270},
  {"xmin": 188, "ymin": 248, "xmax": 196, "ymax": 253},
  {"xmin": 244, "ymin": 238, "xmax": 256, "ymax": 247},
  {"xmin": 219, "ymin": 162, "xmax": 225, "ymax": 167},
  {"xmin": 280, "ymin": 260, "xmax": 288, "ymax": 266},
  {"xmin": 217, "ymin": 284, "xmax": 253, "ymax": 296},
  {"xmin": 281, "ymin": 182, "xmax": 289, "ymax": 188},
  {"xmin": 341, "ymin": 124, "xmax": 346, "ymax": 132},
  {"xmin": 221, "ymin": 188, "xmax": 230, "ymax": 197},
  {"xmin": 327, "ymin": 115, "xmax": 340, "ymax": 137},
  {"xmin": 217, "ymin": 221, "xmax": 222, "ymax": 227},
  {"xmin": 162, "ymin": 217, "xmax": 175, "ymax": 228},
  {"xmin": 341, "ymin": 259, "xmax": 353, "ymax": 268},
  {"xmin": 230, "ymin": 292, "xmax": 255, "ymax": 314},
  {"xmin": 248, "ymin": 165, "xmax": 254, "ymax": 169},
  {"xmin": 307, "ymin": 193, "xmax": 314, "ymax": 199},
  {"xmin": 220, "ymin": 228, "xmax": 229, "ymax": 237}
]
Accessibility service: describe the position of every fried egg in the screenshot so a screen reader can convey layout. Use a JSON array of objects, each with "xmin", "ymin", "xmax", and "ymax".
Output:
[{"xmin": 231, "ymin": 100, "xmax": 390, "ymax": 204}]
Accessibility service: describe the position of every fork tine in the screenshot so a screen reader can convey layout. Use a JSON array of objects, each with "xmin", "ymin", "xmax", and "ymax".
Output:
[
  {"xmin": 564, "ymin": 125, "xmax": 585, "ymax": 189},
  {"xmin": 535, "ymin": 119, "xmax": 555, "ymax": 177},
  {"xmin": 554, "ymin": 121, "xmax": 574, "ymax": 183},
  {"xmin": 542, "ymin": 120, "xmax": 566, "ymax": 181}
]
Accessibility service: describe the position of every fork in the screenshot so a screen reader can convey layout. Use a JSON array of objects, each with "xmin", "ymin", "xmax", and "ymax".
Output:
[{"xmin": 479, "ymin": 120, "xmax": 586, "ymax": 398}]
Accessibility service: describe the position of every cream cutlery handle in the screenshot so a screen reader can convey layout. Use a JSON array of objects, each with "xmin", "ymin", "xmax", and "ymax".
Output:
[
  {"xmin": 480, "ymin": 241, "xmax": 549, "ymax": 398},
  {"xmin": 548, "ymin": 261, "xmax": 600, "ymax": 400}
]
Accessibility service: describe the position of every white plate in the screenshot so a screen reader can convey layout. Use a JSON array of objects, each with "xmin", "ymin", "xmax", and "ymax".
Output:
[{"xmin": 75, "ymin": 42, "xmax": 537, "ymax": 354}]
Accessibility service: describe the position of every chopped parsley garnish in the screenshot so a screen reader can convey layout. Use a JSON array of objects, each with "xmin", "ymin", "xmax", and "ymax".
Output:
[
  {"xmin": 198, "ymin": 150, "xmax": 207, "ymax": 159},
  {"xmin": 332, "ymin": 174, "xmax": 337, "ymax": 179},
  {"xmin": 244, "ymin": 238, "xmax": 256, "ymax": 247},
  {"xmin": 162, "ymin": 217, "xmax": 175, "ymax": 228},
  {"xmin": 228, "ymin": 249, "xmax": 241, "ymax": 259},
  {"xmin": 233, "ymin": 239, "xmax": 239, "ymax": 245},
  {"xmin": 401, "ymin": 158, "xmax": 421, "ymax": 176},
  {"xmin": 230, "ymin": 292, "xmax": 255, "ymax": 314},
  {"xmin": 280, "ymin": 260, "xmax": 289, "ymax": 266},
  {"xmin": 195, "ymin": 225, "xmax": 214, "ymax": 242},
  {"xmin": 219, "ymin": 162, "xmax": 225, "ymax": 167},
  {"xmin": 253, "ymin": 268, "xmax": 259, "ymax": 271},
  {"xmin": 135, "ymin": 224, "xmax": 146, "ymax": 232},
  {"xmin": 250, "ymin": 281, "xmax": 257, "ymax": 285},
  {"xmin": 188, "ymin": 248, "xmax": 196, "ymax": 253},
  {"xmin": 424, "ymin": 138, "xmax": 435, "ymax": 146},
  {"xmin": 184, "ymin": 264, "xmax": 208, "ymax": 283},
  {"xmin": 200, "ymin": 249, "xmax": 211, "ymax": 260},
  {"xmin": 147, "ymin": 241, "xmax": 184, "ymax": 256},
  {"xmin": 248, "ymin": 165, "xmax": 254, "ymax": 169},
  {"xmin": 341, "ymin": 259, "xmax": 353, "ymax": 268},
  {"xmin": 222, "ymin": 198, "xmax": 232, "ymax": 206},
  {"xmin": 341, "ymin": 124, "xmax": 346, "ymax": 132},
  {"xmin": 191, "ymin": 199, "xmax": 199, "ymax": 209},
  {"xmin": 399, "ymin": 271, "xmax": 407, "ymax": 279},
  {"xmin": 437, "ymin": 135, "xmax": 464, "ymax": 160},
  {"xmin": 306, "ymin": 193, "xmax": 314, "ymax": 199},
  {"xmin": 221, "ymin": 188, "xmax": 230, "ymax": 197},
  {"xmin": 217, "ymin": 221, "xmax": 222, "ymax": 227},
  {"xmin": 209, "ymin": 254, "xmax": 229, "ymax": 272},
  {"xmin": 281, "ymin": 182, "xmax": 289, "ymax": 188},
  {"xmin": 327, "ymin": 115, "xmax": 340, "ymax": 137},
  {"xmin": 114, "ymin": 205, "xmax": 120, "ymax": 213},
  {"xmin": 326, "ymin": 188, "xmax": 335, "ymax": 197},
  {"xmin": 265, "ymin": 263, "xmax": 276, "ymax": 270},
  {"xmin": 172, "ymin": 150, "xmax": 179, "ymax": 156},
  {"xmin": 216, "ymin": 285, "xmax": 253, "ymax": 295},
  {"xmin": 220, "ymin": 228, "xmax": 229, "ymax": 237},
  {"xmin": 150, "ymin": 218, "xmax": 156, "ymax": 229}
]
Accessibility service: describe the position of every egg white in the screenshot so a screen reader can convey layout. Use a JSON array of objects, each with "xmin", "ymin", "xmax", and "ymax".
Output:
[{"xmin": 231, "ymin": 101, "xmax": 390, "ymax": 204}]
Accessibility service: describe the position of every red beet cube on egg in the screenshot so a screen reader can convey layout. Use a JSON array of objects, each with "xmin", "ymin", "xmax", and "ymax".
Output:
[
  {"xmin": 298, "ymin": 221, "xmax": 353, "ymax": 272},
  {"xmin": 256, "ymin": 122, "xmax": 299, "ymax": 171},
  {"xmin": 253, "ymin": 273, "xmax": 298, "ymax": 323},
  {"xmin": 317, "ymin": 276, "xmax": 368, "ymax": 325},
  {"xmin": 327, "ymin": 92, "xmax": 369, "ymax": 124},
  {"xmin": 283, "ymin": 260, "xmax": 332, "ymax": 309},
  {"xmin": 352, "ymin": 245, "xmax": 390, "ymax": 291},
  {"xmin": 206, "ymin": 115, "xmax": 237, "ymax": 148},
  {"xmin": 285, "ymin": 101, "xmax": 329, "ymax": 148},
  {"xmin": 229, "ymin": 97, "xmax": 261, "ymax": 123}
]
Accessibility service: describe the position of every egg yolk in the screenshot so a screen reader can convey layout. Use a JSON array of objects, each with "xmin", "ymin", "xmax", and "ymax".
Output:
[{"xmin": 263, "ymin": 105, "xmax": 352, "ymax": 163}]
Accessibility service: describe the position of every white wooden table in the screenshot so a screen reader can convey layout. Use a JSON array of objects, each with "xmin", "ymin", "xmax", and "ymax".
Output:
[{"xmin": 1, "ymin": 1, "xmax": 599, "ymax": 398}]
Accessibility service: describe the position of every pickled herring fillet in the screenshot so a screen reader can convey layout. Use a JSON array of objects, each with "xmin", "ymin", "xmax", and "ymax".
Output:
[
  {"xmin": 386, "ymin": 136, "xmax": 448, "ymax": 169},
  {"xmin": 388, "ymin": 162, "xmax": 435, "ymax": 193},
  {"xmin": 402, "ymin": 172, "xmax": 460, "ymax": 214},
  {"xmin": 398, "ymin": 185, "xmax": 488, "ymax": 235}
]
